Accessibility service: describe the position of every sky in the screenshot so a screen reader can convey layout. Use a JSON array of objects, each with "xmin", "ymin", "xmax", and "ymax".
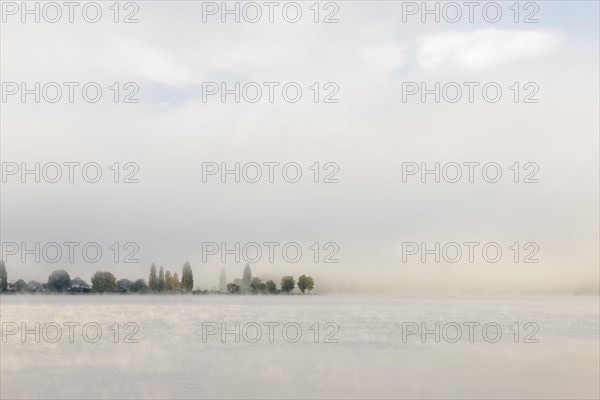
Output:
[{"xmin": 1, "ymin": 1, "xmax": 598, "ymax": 294}]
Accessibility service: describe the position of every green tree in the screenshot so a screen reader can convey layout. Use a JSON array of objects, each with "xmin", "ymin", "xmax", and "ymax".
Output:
[
  {"xmin": 0, "ymin": 260, "xmax": 7, "ymax": 292},
  {"xmin": 298, "ymin": 275, "xmax": 308, "ymax": 294},
  {"xmin": 181, "ymin": 261, "xmax": 194, "ymax": 292},
  {"xmin": 48, "ymin": 269, "xmax": 71, "ymax": 292},
  {"xmin": 227, "ymin": 283, "xmax": 240, "ymax": 294},
  {"xmin": 242, "ymin": 263, "xmax": 252, "ymax": 293},
  {"xmin": 157, "ymin": 266, "xmax": 165, "ymax": 292},
  {"xmin": 251, "ymin": 277, "xmax": 266, "ymax": 293},
  {"xmin": 148, "ymin": 263, "xmax": 157, "ymax": 291},
  {"xmin": 281, "ymin": 276, "xmax": 295, "ymax": 293},
  {"xmin": 91, "ymin": 271, "xmax": 117, "ymax": 293},
  {"xmin": 130, "ymin": 279, "xmax": 148, "ymax": 293},
  {"xmin": 306, "ymin": 276, "xmax": 314, "ymax": 293},
  {"xmin": 298, "ymin": 275, "xmax": 315, "ymax": 294},
  {"xmin": 265, "ymin": 280, "xmax": 277, "ymax": 293}
]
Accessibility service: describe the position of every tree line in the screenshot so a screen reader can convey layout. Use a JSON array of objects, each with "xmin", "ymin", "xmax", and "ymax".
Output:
[
  {"xmin": 223, "ymin": 264, "xmax": 314, "ymax": 294},
  {"xmin": 0, "ymin": 259, "xmax": 195, "ymax": 294},
  {"xmin": 147, "ymin": 261, "xmax": 194, "ymax": 292},
  {"xmin": 0, "ymin": 260, "xmax": 315, "ymax": 294}
]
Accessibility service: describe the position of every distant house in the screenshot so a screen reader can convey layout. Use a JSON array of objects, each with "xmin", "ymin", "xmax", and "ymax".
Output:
[
  {"xmin": 28, "ymin": 281, "xmax": 43, "ymax": 292},
  {"xmin": 69, "ymin": 285, "xmax": 91, "ymax": 293},
  {"xmin": 69, "ymin": 277, "xmax": 91, "ymax": 293},
  {"xmin": 117, "ymin": 279, "xmax": 132, "ymax": 292},
  {"xmin": 12, "ymin": 279, "xmax": 28, "ymax": 293}
]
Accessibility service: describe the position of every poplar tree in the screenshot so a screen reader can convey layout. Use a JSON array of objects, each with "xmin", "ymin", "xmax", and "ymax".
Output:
[
  {"xmin": 158, "ymin": 266, "xmax": 165, "ymax": 292},
  {"xmin": 165, "ymin": 270, "xmax": 172, "ymax": 290},
  {"xmin": 148, "ymin": 263, "xmax": 157, "ymax": 291},
  {"xmin": 242, "ymin": 263, "xmax": 252, "ymax": 293},
  {"xmin": 0, "ymin": 260, "xmax": 7, "ymax": 292},
  {"xmin": 181, "ymin": 261, "xmax": 194, "ymax": 292},
  {"xmin": 172, "ymin": 272, "xmax": 180, "ymax": 290},
  {"xmin": 219, "ymin": 267, "xmax": 227, "ymax": 292}
]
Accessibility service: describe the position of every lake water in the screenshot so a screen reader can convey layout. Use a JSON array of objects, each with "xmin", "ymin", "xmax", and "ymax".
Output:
[{"xmin": 1, "ymin": 295, "xmax": 598, "ymax": 399}]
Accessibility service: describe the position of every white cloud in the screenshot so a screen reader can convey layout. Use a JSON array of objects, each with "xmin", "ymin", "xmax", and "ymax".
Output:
[
  {"xmin": 416, "ymin": 29, "xmax": 563, "ymax": 70},
  {"xmin": 360, "ymin": 43, "xmax": 407, "ymax": 73},
  {"xmin": 104, "ymin": 40, "xmax": 200, "ymax": 88}
]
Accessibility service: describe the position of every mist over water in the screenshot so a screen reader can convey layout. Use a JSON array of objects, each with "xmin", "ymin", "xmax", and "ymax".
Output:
[
  {"xmin": 297, "ymin": 264, "xmax": 600, "ymax": 295},
  {"xmin": 1, "ymin": 295, "xmax": 598, "ymax": 399}
]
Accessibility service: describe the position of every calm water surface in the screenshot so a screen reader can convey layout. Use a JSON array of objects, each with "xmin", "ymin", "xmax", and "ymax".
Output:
[{"xmin": 1, "ymin": 295, "xmax": 598, "ymax": 399}]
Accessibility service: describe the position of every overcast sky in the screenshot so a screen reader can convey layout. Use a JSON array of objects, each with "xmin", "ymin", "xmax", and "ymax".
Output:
[{"xmin": 1, "ymin": 1, "xmax": 598, "ymax": 294}]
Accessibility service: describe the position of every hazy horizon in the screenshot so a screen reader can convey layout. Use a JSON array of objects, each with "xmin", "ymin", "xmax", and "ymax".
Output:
[{"xmin": 2, "ymin": 1, "xmax": 599, "ymax": 296}]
